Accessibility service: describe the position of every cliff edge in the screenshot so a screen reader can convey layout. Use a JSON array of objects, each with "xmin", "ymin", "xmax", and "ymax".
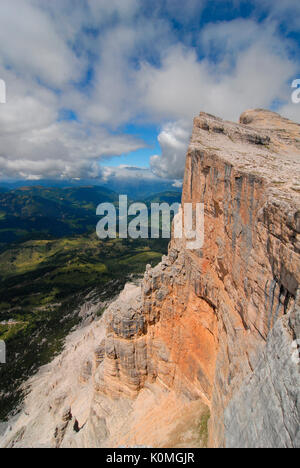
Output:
[{"xmin": 1, "ymin": 109, "xmax": 299, "ymax": 448}]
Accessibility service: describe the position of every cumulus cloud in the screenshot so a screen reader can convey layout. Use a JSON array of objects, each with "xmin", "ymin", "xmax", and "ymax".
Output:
[
  {"xmin": 0, "ymin": 0, "xmax": 82, "ymax": 88},
  {"xmin": 87, "ymin": 0, "xmax": 139, "ymax": 22},
  {"xmin": 0, "ymin": 1, "xmax": 299, "ymax": 182},
  {"xmin": 101, "ymin": 166, "xmax": 159, "ymax": 183},
  {"xmin": 0, "ymin": 1, "xmax": 145, "ymax": 180},
  {"xmin": 254, "ymin": 0, "xmax": 300, "ymax": 32},
  {"xmin": 0, "ymin": 67, "xmax": 143, "ymax": 179},
  {"xmin": 150, "ymin": 121, "xmax": 192, "ymax": 179},
  {"xmin": 139, "ymin": 20, "xmax": 297, "ymax": 123},
  {"xmin": 144, "ymin": 19, "xmax": 298, "ymax": 179},
  {"xmin": 0, "ymin": 116, "xmax": 144, "ymax": 180}
]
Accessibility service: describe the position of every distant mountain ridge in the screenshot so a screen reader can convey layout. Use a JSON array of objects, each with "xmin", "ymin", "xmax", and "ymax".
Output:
[
  {"xmin": 0, "ymin": 186, "xmax": 181, "ymax": 247},
  {"xmin": 0, "ymin": 186, "xmax": 117, "ymax": 246},
  {"xmin": 0, "ymin": 179, "xmax": 182, "ymax": 200}
]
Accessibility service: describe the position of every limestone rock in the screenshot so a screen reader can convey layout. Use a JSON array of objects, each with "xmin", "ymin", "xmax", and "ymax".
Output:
[{"xmin": 1, "ymin": 109, "xmax": 299, "ymax": 448}]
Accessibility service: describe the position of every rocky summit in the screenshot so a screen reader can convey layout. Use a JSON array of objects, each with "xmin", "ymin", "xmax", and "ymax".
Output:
[{"xmin": 1, "ymin": 109, "xmax": 299, "ymax": 448}]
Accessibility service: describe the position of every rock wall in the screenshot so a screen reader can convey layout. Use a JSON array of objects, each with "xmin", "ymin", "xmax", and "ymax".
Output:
[
  {"xmin": 2, "ymin": 109, "xmax": 299, "ymax": 448},
  {"xmin": 91, "ymin": 109, "xmax": 300, "ymax": 448},
  {"xmin": 180, "ymin": 110, "xmax": 300, "ymax": 447},
  {"xmin": 225, "ymin": 293, "xmax": 300, "ymax": 448}
]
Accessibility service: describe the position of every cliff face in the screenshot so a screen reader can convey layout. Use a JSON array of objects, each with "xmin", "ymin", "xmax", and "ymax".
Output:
[
  {"xmin": 180, "ymin": 110, "xmax": 300, "ymax": 447},
  {"xmin": 2, "ymin": 109, "xmax": 299, "ymax": 448}
]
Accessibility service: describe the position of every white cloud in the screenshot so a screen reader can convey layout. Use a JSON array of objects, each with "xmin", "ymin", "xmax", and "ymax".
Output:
[
  {"xmin": 138, "ymin": 19, "xmax": 297, "ymax": 123},
  {"xmin": 87, "ymin": 0, "xmax": 139, "ymax": 22},
  {"xmin": 0, "ymin": 1, "xmax": 299, "ymax": 182},
  {"xmin": 0, "ymin": 0, "xmax": 82, "ymax": 88},
  {"xmin": 200, "ymin": 18, "xmax": 279, "ymax": 59},
  {"xmin": 101, "ymin": 165, "xmax": 159, "ymax": 183},
  {"xmin": 83, "ymin": 26, "xmax": 138, "ymax": 127},
  {"xmin": 150, "ymin": 120, "xmax": 192, "ymax": 179},
  {"xmin": 0, "ymin": 1, "xmax": 145, "ymax": 180},
  {"xmin": 142, "ymin": 18, "xmax": 298, "ymax": 179},
  {"xmin": 172, "ymin": 180, "xmax": 183, "ymax": 188},
  {"xmin": 0, "ymin": 83, "xmax": 144, "ymax": 179},
  {"xmin": 149, "ymin": 0, "xmax": 206, "ymax": 24},
  {"xmin": 254, "ymin": 0, "xmax": 300, "ymax": 32},
  {"xmin": 275, "ymin": 102, "xmax": 300, "ymax": 125}
]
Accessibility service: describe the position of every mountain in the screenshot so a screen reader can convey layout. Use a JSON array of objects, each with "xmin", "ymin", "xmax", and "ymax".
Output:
[
  {"xmin": 0, "ymin": 186, "xmax": 182, "ymax": 249},
  {"xmin": 0, "ymin": 185, "xmax": 118, "ymax": 215},
  {"xmin": 1, "ymin": 109, "xmax": 298, "ymax": 448},
  {"xmin": 144, "ymin": 191, "xmax": 182, "ymax": 205},
  {"xmin": 0, "ymin": 179, "xmax": 101, "ymax": 190},
  {"xmin": 0, "ymin": 186, "xmax": 178, "ymax": 421},
  {"xmin": 0, "ymin": 186, "xmax": 118, "ymax": 246},
  {"xmin": 102, "ymin": 179, "xmax": 182, "ymax": 200},
  {"xmin": 0, "ymin": 179, "xmax": 182, "ymax": 201}
]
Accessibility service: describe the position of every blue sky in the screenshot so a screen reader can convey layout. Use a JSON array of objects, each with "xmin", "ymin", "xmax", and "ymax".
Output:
[
  {"xmin": 104, "ymin": 123, "xmax": 161, "ymax": 168},
  {"xmin": 0, "ymin": 0, "xmax": 299, "ymax": 183}
]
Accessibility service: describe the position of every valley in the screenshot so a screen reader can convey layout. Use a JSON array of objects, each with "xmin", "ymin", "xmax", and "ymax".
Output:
[{"xmin": 0, "ymin": 186, "xmax": 181, "ymax": 421}]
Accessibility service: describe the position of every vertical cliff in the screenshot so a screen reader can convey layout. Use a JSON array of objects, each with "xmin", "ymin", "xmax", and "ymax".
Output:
[
  {"xmin": 181, "ymin": 110, "xmax": 300, "ymax": 447},
  {"xmin": 2, "ymin": 109, "xmax": 299, "ymax": 448}
]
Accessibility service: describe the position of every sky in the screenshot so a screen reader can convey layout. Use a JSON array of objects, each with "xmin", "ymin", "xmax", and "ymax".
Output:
[{"xmin": 0, "ymin": 0, "xmax": 299, "ymax": 186}]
